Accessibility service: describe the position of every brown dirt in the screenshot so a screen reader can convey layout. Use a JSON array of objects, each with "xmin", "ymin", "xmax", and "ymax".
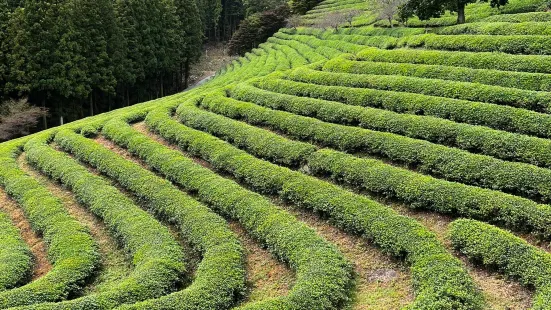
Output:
[
  {"xmin": 17, "ymin": 153, "xmax": 133, "ymax": 294},
  {"xmin": 392, "ymin": 205, "xmax": 533, "ymax": 310},
  {"xmin": 0, "ymin": 187, "xmax": 51, "ymax": 280},
  {"xmin": 280, "ymin": 201, "xmax": 413, "ymax": 310},
  {"xmin": 229, "ymin": 221, "xmax": 294, "ymax": 304}
]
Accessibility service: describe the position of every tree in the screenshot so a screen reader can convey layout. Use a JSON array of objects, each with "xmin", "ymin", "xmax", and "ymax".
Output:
[
  {"xmin": 227, "ymin": 4, "xmax": 290, "ymax": 55},
  {"xmin": 174, "ymin": 0, "xmax": 204, "ymax": 89},
  {"xmin": 375, "ymin": 0, "xmax": 407, "ymax": 27},
  {"xmin": 0, "ymin": 98, "xmax": 47, "ymax": 141},
  {"xmin": 400, "ymin": 0, "xmax": 508, "ymax": 24}
]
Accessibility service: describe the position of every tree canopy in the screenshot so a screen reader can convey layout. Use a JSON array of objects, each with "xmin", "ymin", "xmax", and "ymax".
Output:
[{"xmin": 400, "ymin": 0, "xmax": 509, "ymax": 24}]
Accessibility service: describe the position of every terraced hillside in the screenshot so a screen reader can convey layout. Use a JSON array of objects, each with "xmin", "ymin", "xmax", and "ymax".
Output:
[{"xmin": 1, "ymin": 0, "xmax": 551, "ymax": 309}]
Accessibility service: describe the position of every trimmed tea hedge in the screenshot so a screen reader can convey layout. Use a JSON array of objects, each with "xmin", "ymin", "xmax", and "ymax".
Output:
[
  {"xmin": 288, "ymin": 66, "xmax": 551, "ymax": 112},
  {"xmin": 160, "ymin": 100, "xmax": 485, "ymax": 309},
  {"xmin": 356, "ymin": 47, "xmax": 551, "ymax": 73},
  {"xmin": 0, "ymin": 138, "xmax": 99, "ymax": 308},
  {"xmin": 178, "ymin": 93, "xmax": 551, "ymax": 237},
  {"xmin": 437, "ymin": 22, "xmax": 551, "ymax": 35},
  {"xmin": 104, "ymin": 110, "xmax": 354, "ymax": 310},
  {"xmin": 255, "ymin": 77, "xmax": 551, "ymax": 138},
  {"xmin": 323, "ymin": 56, "xmax": 551, "ymax": 92},
  {"xmin": 449, "ymin": 219, "xmax": 551, "ymax": 309},
  {"xmin": 482, "ymin": 11, "xmax": 551, "ymax": 22},
  {"xmin": 23, "ymin": 134, "xmax": 185, "ymax": 309},
  {"xmin": 0, "ymin": 211, "xmax": 32, "ymax": 291},
  {"xmin": 231, "ymin": 83, "xmax": 551, "ymax": 168},
  {"xmin": 54, "ymin": 128, "xmax": 246, "ymax": 310},
  {"xmin": 199, "ymin": 92, "xmax": 551, "ymax": 203}
]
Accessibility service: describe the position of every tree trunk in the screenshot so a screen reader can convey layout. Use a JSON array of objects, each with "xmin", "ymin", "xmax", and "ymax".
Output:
[
  {"xmin": 160, "ymin": 75, "xmax": 164, "ymax": 97},
  {"xmin": 184, "ymin": 59, "xmax": 190, "ymax": 89},
  {"xmin": 89, "ymin": 93, "xmax": 94, "ymax": 116},
  {"xmin": 42, "ymin": 98, "xmax": 48, "ymax": 130},
  {"xmin": 457, "ymin": 2, "xmax": 466, "ymax": 24},
  {"xmin": 388, "ymin": 17, "xmax": 393, "ymax": 28},
  {"xmin": 126, "ymin": 88, "xmax": 130, "ymax": 107}
]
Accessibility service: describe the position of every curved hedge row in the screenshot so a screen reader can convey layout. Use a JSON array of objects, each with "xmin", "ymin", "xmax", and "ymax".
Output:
[
  {"xmin": 106, "ymin": 109, "xmax": 354, "ymax": 310},
  {"xmin": 289, "ymin": 66, "xmax": 551, "ymax": 112},
  {"xmin": 0, "ymin": 138, "xmax": 99, "ymax": 308},
  {"xmin": 267, "ymin": 37, "xmax": 327, "ymax": 63},
  {"xmin": 399, "ymin": 33, "xmax": 551, "ymax": 55},
  {"xmin": 437, "ymin": 22, "xmax": 551, "ymax": 35},
  {"xmin": 356, "ymin": 47, "xmax": 551, "ymax": 73},
  {"xmin": 0, "ymin": 211, "xmax": 32, "ymax": 291},
  {"xmin": 54, "ymin": 128, "xmax": 246, "ymax": 310},
  {"xmin": 449, "ymin": 219, "xmax": 551, "ymax": 309},
  {"xmin": 179, "ymin": 92, "xmax": 551, "ymax": 238},
  {"xmin": 199, "ymin": 92, "xmax": 551, "ymax": 203},
  {"xmin": 231, "ymin": 83, "xmax": 551, "ymax": 169},
  {"xmin": 22, "ymin": 134, "xmax": 185, "ymax": 310},
  {"xmin": 274, "ymin": 32, "xmax": 363, "ymax": 54},
  {"xmin": 323, "ymin": 56, "xmax": 551, "ymax": 92},
  {"xmin": 482, "ymin": 11, "xmax": 551, "ymax": 22},
  {"xmin": 165, "ymin": 98, "xmax": 485, "ymax": 309},
  {"xmin": 255, "ymin": 77, "xmax": 551, "ymax": 139}
]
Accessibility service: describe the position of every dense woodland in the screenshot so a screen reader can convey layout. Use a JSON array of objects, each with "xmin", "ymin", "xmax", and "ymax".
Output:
[{"xmin": 0, "ymin": 0, "xmax": 292, "ymax": 132}]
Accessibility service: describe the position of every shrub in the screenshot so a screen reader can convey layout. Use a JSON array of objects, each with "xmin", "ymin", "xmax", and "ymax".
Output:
[
  {"xmin": 356, "ymin": 47, "xmax": 551, "ymax": 73},
  {"xmin": 255, "ymin": 76, "xmax": 551, "ymax": 139},
  {"xmin": 23, "ymin": 133, "xmax": 185, "ymax": 309},
  {"xmin": 200, "ymin": 92, "xmax": 551, "ymax": 203},
  {"xmin": 482, "ymin": 11, "xmax": 551, "ymax": 22},
  {"xmin": 231, "ymin": 83, "xmax": 551, "ymax": 169},
  {"xmin": 0, "ymin": 138, "xmax": 99, "ymax": 308},
  {"xmin": 289, "ymin": 66, "xmax": 551, "ymax": 112},
  {"xmin": 0, "ymin": 211, "xmax": 32, "ymax": 291},
  {"xmin": 437, "ymin": 21, "xmax": 551, "ymax": 35},
  {"xmin": 449, "ymin": 219, "xmax": 551, "ymax": 309},
  {"xmin": 323, "ymin": 55, "xmax": 551, "ymax": 91},
  {"xmin": 54, "ymin": 127, "xmax": 246, "ymax": 310},
  {"xmin": 154, "ymin": 100, "xmax": 485, "ymax": 309},
  {"xmin": 105, "ymin": 108, "xmax": 354, "ymax": 310}
]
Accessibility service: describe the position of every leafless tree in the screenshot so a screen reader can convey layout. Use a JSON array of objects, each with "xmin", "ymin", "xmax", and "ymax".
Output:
[
  {"xmin": 286, "ymin": 15, "xmax": 302, "ymax": 29},
  {"xmin": 375, "ymin": 0, "xmax": 407, "ymax": 27},
  {"xmin": 0, "ymin": 99, "xmax": 48, "ymax": 141},
  {"xmin": 315, "ymin": 9, "xmax": 362, "ymax": 30}
]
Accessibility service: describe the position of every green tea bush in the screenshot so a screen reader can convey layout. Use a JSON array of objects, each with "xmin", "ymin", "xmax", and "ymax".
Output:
[
  {"xmin": 323, "ymin": 56, "xmax": 551, "ymax": 91},
  {"xmin": 256, "ymin": 77, "xmax": 551, "ymax": 138},
  {"xmin": 356, "ymin": 47, "xmax": 551, "ymax": 73},
  {"xmin": 54, "ymin": 128, "xmax": 246, "ymax": 310},
  {"xmin": 23, "ymin": 134, "xmax": 185, "ymax": 309},
  {"xmin": 449, "ymin": 219, "xmax": 551, "ymax": 309},
  {"xmin": 482, "ymin": 11, "xmax": 551, "ymax": 22},
  {"xmin": 179, "ymin": 92, "xmax": 551, "ymax": 237},
  {"xmin": 0, "ymin": 138, "xmax": 99, "ymax": 308},
  {"xmin": 199, "ymin": 93, "xmax": 551, "ymax": 203},
  {"xmin": 153, "ymin": 100, "xmax": 485, "ymax": 309},
  {"xmin": 289, "ymin": 66, "xmax": 551, "ymax": 112},
  {"xmin": 231, "ymin": 83, "xmax": 551, "ymax": 168},
  {"xmin": 0, "ymin": 212, "xmax": 32, "ymax": 291},
  {"xmin": 105, "ymin": 110, "xmax": 354, "ymax": 310},
  {"xmin": 437, "ymin": 21, "xmax": 551, "ymax": 35}
]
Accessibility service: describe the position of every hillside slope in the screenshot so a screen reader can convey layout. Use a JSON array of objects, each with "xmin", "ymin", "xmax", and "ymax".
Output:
[{"xmin": 1, "ymin": 0, "xmax": 551, "ymax": 309}]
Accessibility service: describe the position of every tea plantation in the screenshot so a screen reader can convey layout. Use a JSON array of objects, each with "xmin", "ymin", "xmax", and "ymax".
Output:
[{"xmin": 1, "ymin": 0, "xmax": 551, "ymax": 308}]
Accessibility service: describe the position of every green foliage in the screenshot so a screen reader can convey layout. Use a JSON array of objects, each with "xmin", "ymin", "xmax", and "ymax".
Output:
[
  {"xmin": 202, "ymin": 89, "xmax": 551, "ymax": 203},
  {"xmin": 23, "ymin": 133, "xmax": 186, "ymax": 309},
  {"xmin": 257, "ymin": 74, "xmax": 551, "ymax": 139},
  {"xmin": 0, "ymin": 211, "xmax": 32, "ymax": 291},
  {"xmin": 323, "ymin": 55, "xmax": 551, "ymax": 91},
  {"xmin": 289, "ymin": 66, "xmax": 551, "ymax": 112},
  {"xmin": 107, "ymin": 107, "xmax": 355, "ymax": 310},
  {"xmin": 0, "ymin": 138, "xmax": 99, "ymax": 307},
  {"xmin": 228, "ymin": 5, "xmax": 291, "ymax": 55},
  {"xmin": 54, "ymin": 127, "xmax": 246, "ymax": 310},
  {"xmin": 154, "ymin": 97, "xmax": 484, "ymax": 309},
  {"xmin": 449, "ymin": 219, "xmax": 551, "ymax": 309}
]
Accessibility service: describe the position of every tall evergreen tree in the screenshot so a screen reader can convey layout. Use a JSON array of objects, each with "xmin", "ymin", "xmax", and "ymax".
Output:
[{"xmin": 174, "ymin": 0, "xmax": 204, "ymax": 89}]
